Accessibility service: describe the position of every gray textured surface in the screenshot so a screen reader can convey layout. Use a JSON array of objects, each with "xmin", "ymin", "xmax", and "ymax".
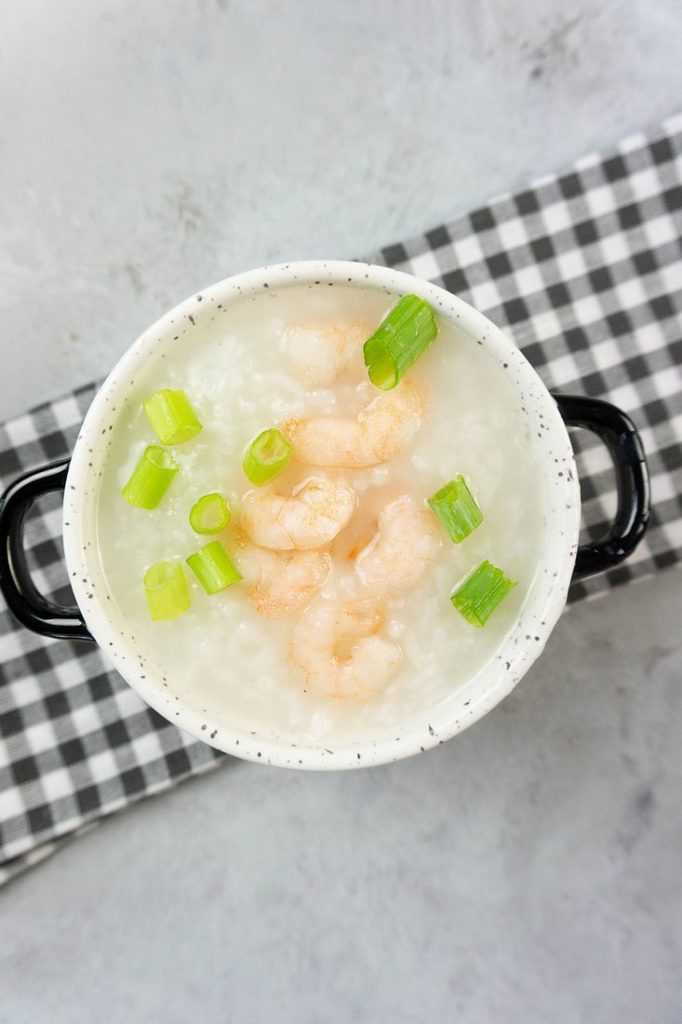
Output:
[
  {"xmin": 1, "ymin": 2, "xmax": 682, "ymax": 1022},
  {"xmin": 2, "ymin": 572, "xmax": 681, "ymax": 1024},
  {"xmin": 2, "ymin": 0, "xmax": 682, "ymax": 420}
]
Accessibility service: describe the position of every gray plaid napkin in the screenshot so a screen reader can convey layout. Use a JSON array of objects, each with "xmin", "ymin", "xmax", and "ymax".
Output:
[{"xmin": 1, "ymin": 111, "xmax": 681, "ymax": 885}]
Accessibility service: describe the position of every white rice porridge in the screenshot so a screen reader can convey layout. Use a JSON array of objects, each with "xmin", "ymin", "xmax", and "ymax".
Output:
[{"xmin": 96, "ymin": 283, "xmax": 547, "ymax": 746}]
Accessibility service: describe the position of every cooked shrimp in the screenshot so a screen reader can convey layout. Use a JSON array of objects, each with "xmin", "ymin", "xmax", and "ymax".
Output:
[
  {"xmin": 283, "ymin": 380, "xmax": 422, "ymax": 468},
  {"xmin": 240, "ymin": 476, "xmax": 356, "ymax": 550},
  {"xmin": 354, "ymin": 495, "xmax": 440, "ymax": 594},
  {"xmin": 235, "ymin": 536, "xmax": 331, "ymax": 619},
  {"xmin": 290, "ymin": 598, "xmax": 401, "ymax": 698},
  {"xmin": 282, "ymin": 320, "xmax": 371, "ymax": 386}
]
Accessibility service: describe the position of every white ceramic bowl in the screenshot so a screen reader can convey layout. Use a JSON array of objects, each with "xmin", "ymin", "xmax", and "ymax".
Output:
[{"xmin": 0, "ymin": 261, "xmax": 649, "ymax": 769}]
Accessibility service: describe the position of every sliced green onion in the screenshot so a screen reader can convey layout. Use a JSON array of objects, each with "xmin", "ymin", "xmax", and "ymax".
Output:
[
  {"xmin": 428, "ymin": 476, "xmax": 483, "ymax": 544},
  {"xmin": 122, "ymin": 445, "xmax": 178, "ymax": 509},
  {"xmin": 451, "ymin": 560, "xmax": 517, "ymax": 628},
  {"xmin": 363, "ymin": 294, "xmax": 438, "ymax": 390},
  {"xmin": 143, "ymin": 389, "xmax": 203, "ymax": 445},
  {"xmin": 144, "ymin": 560, "xmax": 190, "ymax": 621},
  {"xmin": 189, "ymin": 492, "xmax": 231, "ymax": 535},
  {"xmin": 186, "ymin": 540, "xmax": 242, "ymax": 594},
  {"xmin": 243, "ymin": 428, "xmax": 293, "ymax": 486}
]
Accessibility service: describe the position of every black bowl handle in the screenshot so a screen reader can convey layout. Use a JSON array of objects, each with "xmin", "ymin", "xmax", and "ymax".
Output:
[
  {"xmin": 0, "ymin": 458, "xmax": 93, "ymax": 642},
  {"xmin": 554, "ymin": 394, "xmax": 650, "ymax": 581},
  {"xmin": 0, "ymin": 401, "xmax": 651, "ymax": 634}
]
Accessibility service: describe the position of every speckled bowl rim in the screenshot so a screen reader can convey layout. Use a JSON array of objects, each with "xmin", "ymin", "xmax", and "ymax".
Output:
[{"xmin": 63, "ymin": 260, "xmax": 580, "ymax": 771}]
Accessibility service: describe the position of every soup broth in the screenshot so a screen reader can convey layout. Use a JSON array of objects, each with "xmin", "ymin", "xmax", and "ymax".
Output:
[{"xmin": 97, "ymin": 283, "xmax": 547, "ymax": 746}]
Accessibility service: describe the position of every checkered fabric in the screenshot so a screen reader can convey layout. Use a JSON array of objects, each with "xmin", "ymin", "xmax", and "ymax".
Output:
[{"xmin": 1, "ymin": 112, "xmax": 681, "ymax": 885}]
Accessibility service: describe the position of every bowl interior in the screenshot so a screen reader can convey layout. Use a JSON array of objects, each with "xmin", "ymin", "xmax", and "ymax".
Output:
[{"xmin": 63, "ymin": 261, "xmax": 580, "ymax": 769}]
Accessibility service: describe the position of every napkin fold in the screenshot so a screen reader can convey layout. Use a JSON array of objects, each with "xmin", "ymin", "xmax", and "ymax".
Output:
[{"xmin": 1, "ymin": 110, "xmax": 681, "ymax": 885}]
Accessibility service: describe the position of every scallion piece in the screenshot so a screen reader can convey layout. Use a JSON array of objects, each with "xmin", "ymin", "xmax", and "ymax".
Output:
[
  {"xmin": 243, "ymin": 428, "xmax": 293, "ymax": 486},
  {"xmin": 363, "ymin": 294, "xmax": 438, "ymax": 390},
  {"xmin": 451, "ymin": 560, "xmax": 517, "ymax": 628},
  {"xmin": 143, "ymin": 389, "xmax": 203, "ymax": 445},
  {"xmin": 122, "ymin": 445, "xmax": 178, "ymax": 509},
  {"xmin": 144, "ymin": 560, "xmax": 190, "ymax": 621},
  {"xmin": 189, "ymin": 492, "xmax": 231, "ymax": 535},
  {"xmin": 186, "ymin": 540, "xmax": 242, "ymax": 594},
  {"xmin": 429, "ymin": 476, "xmax": 483, "ymax": 544}
]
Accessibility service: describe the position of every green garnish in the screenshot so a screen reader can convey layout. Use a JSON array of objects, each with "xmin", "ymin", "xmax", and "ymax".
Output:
[
  {"xmin": 186, "ymin": 540, "xmax": 242, "ymax": 594},
  {"xmin": 451, "ymin": 560, "xmax": 517, "ymax": 627},
  {"xmin": 243, "ymin": 428, "xmax": 293, "ymax": 486},
  {"xmin": 189, "ymin": 493, "xmax": 231, "ymax": 535},
  {"xmin": 428, "ymin": 476, "xmax": 483, "ymax": 544},
  {"xmin": 363, "ymin": 294, "xmax": 438, "ymax": 390},
  {"xmin": 144, "ymin": 560, "xmax": 190, "ymax": 621},
  {"xmin": 122, "ymin": 445, "xmax": 178, "ymax": 509},
  {"xmin": 143, "ymin": 389, "xmax": 203, "ymax": 445}
]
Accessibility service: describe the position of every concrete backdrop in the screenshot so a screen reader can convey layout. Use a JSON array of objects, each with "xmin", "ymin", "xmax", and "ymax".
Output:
[{"xmin": 1, "ymin": 2, "xmax": 681, "ymax": 1022}]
